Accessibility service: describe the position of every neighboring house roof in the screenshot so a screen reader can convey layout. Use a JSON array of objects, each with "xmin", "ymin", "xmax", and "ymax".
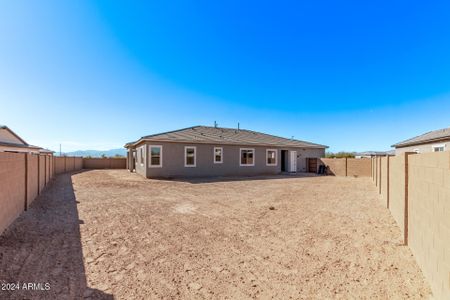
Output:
[
  {"xmin": 0, "ymin": 125, "xmax": 29, "ymax": 145},
  {"xmin": 39, "ymin": 148, "xmax": 55, "ymax": 154},
  {"xmin": 125, "ymin": 126, "xmax": 328, "ymax": 149},
  {"xmin": 355, "ymin": 150, "xmax": 395, "ymax": 156},
  {"xmin": 392, "ymin": 127, "xmax": 450, "ymax": 148},
  {"xmin": 0, "ymin": 125, "xmax": 42, "ymax": 150}
]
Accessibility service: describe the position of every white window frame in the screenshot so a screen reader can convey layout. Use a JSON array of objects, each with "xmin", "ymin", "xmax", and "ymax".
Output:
[
  {"xmin": 266, "ymin": 149, "xmax": 277, "ymax": 166},
  {"xmin": 148, "ymin": 145, "xmax": 163, "ymax": 168},
  {"xmin": 184, "ymin": 146, "xmax": 197, "ymax": 167},
  {"xmin": 239, "ymin": 148, "xmax": 255, "ymax": 166},
  {"xmin": 432, "ymin": 144, "xmax": 445, "ymax": 152},
  {"xmin": 213, "ymin": 147, "xmax": 223, "ymax": 164}
]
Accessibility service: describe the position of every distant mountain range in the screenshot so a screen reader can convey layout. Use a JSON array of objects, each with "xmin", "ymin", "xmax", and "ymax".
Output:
[{"xmin": 61, "ymin": 148, "xmax": 127, "ymax": 158}]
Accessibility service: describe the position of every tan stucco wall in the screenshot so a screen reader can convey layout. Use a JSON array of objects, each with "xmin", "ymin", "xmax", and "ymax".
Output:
[
  {"xmin": 347, "ymin": 158, "xmax": 371, "ymax": 177},
  {"xmin": 380, "ymin": 157, "xmax": 388, "ymax": 208},
  {"xmin": 0, "ymin": 153, "xmax": 26, "ymax": 235},
  {"xmin": 1, "ymin": 154, "xmax": 84, "ymax": 234},
  {"xmin": 38, "ymin": 155, "xmax": 45, "ymax": 192},
  {"xmin": 54, "ymin": 157, "xmax": 66, "ymax": 174},
  {"xmin": 372, "ymin": 151, "xmax": 450, "ymax": 299},
  {"xmin": 388, "ymin": 154, "xmax": 406, "ymax": 234},
  {"xmin": 320, "ymin": 158, "xmax": 346, "ymax": 176},
  {"xmin": 27, "ymin": 154, "xmax": 39, "ymax": 208},
  {"xmin": 83, "ymin": 158, "xmax": 126, "ymax": 169},
  {"xmin": 319, "ymin": 158, "xmax": 371, "ymax": 177},
  {"xmin": 395, "ymin": 139, "xmax": 450, "ymax": 155},
  {"xmin": 408, "ymin": 152, "xmax": 450, "ymax": 299}
]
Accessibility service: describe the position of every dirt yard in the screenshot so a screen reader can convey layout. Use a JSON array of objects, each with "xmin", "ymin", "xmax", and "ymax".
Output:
[{"xmin": 0, "ymin": 170, "xmax": 431, "ymax": 299}]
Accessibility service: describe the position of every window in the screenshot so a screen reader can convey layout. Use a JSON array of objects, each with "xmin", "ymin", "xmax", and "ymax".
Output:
[
  {"xmin": 214, "ymin": 147, "xmax": 223, "ymax": 163},
  {"xmin": 185, "ymin": 146, "xmax": 196, "ymax": 167},
  {"xmin": 432, "ymin": 144, "xmax": 445, "ymax": 152},
  {"xmin": 149, "ymin": 145, "xmax": 162, "ymax": 167},
  {"xmin": 266, "ymin": 149, "xmax": 277, "ymax": 166},
  {"xmin": 240, "ymin": 148, "xmax": 255, "ymax": 166}
]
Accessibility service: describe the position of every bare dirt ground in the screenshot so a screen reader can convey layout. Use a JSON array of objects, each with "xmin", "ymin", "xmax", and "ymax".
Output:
[{"xmin": 0, "ymin": 170, "xmax": 431, "ymax": 299}]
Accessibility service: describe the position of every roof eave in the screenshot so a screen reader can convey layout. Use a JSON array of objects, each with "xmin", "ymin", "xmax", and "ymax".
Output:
[{"xmin": 392, "ymin": 136, "xmax": 450, "ymax": 148}]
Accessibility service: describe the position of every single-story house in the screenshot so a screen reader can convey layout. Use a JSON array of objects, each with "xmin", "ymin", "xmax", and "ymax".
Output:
[
  {"xmin": 392, "ymin": 126, "xmax": 450, "ymax": 155},
  {"xmin": 125, "ymin": 125, "xmax": 328, "ymax": 178},
  {"xmin": 0, "ymin": 125, "xmax": 47, "ymax": 154}
]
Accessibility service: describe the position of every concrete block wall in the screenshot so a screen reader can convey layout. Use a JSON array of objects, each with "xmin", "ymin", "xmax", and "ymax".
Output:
[
  {"xmin": 0, "ymin": 154, "xmax": 84, "ymax": 235},
  {"xmin": 38, "ymin": 155, "xmax": 45, "ymax": 192},
  {"xmin": 27, "ymin": 154, "xmax": 39, "ymax": 208},
  {"xmin": 0, "ymin": 153, "xmax": 26, "ymax": 236},
  {"xmin": 408, "ymin": 152, "xmax": 450, "ymax": 299},
  {"xmin": 372, "ymin": 152, "xmax": 450, "ymax": 299},
  {"xmin": 54, "ymin": 156, "xmax": 83, "ymax": 175},
  {"xmin": 380, "ymin": 157, "xmax": 388, "ymax": 208},
  {"xmin": 83, "ymin": 158, "xmax": 126, "ymax": 169},
  {"xmin": 320, "ymin": 158, "xmax": 371, "ymax": 177},
  {"xmin": 347, "ymin": 158, "xmax": 371, "ymax": 177},
  {"xmin": 1, "ymin": 154, "xmax": 124, "ymax": 235},
  {"xmin": 320, "ymin": 158, "xmax": 346, "ymax": 176},
  {"xmin": 54, "ymin": 156, "xmax": 66, "ymax": 174},
  {"xmin": 387, "ymin": 154, "xmax": 407, "ymax": 235}
]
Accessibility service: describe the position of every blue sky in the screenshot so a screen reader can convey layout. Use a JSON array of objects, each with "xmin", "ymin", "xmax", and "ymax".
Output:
[{"xmin": 1, "ymin": 1, "xmax": 450, "ymax": 153}]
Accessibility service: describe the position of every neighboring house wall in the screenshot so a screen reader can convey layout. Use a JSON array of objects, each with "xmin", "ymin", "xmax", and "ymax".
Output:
[
  {"xmin": 138, "ymin": 142, "xmax": 324, "ymax": 178},
  {"xmin": 395, "ymin": 139, "xmax": 450, "ymax": 155},
  {"xmin": 0, "ymin": 145, "xmax": 40, "ymax": 153}
]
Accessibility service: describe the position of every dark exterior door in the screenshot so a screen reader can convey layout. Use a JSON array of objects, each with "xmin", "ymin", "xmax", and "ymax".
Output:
[{"xmin": 281, "ymin": 150, "xmax": 287, "ymax": 172}]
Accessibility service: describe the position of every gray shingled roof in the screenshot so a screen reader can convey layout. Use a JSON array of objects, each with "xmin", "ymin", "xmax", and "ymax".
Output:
[
  {"xmin": 392, "ymin": 126, "xmax": 450, "ymax": 148},
  {"xmin": 126, "ymin": 126, "xmax": 327, "ymax": 149}
]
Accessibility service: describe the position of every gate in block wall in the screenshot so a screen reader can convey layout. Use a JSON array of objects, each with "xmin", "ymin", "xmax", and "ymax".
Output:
[{"xmin": 307, "ymin": 158, "xmax": 318, "ymax": 173}]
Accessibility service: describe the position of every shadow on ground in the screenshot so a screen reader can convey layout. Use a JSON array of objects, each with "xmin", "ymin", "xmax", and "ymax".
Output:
[
  {"xmin": 0, "ymin": 172, "xmax": 113, "ymax": 299},
  {"xmin": 151, "ymin": 172, "xmax": 322, "ymax": 184}
]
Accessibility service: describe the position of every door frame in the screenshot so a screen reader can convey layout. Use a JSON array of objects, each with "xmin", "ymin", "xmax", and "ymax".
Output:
[{"xmin": 289, "ymin": 151, "xmax": 297, "ymax": 172}]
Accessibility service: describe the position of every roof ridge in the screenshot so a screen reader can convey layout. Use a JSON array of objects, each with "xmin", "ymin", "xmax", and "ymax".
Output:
[{"xmin": 126, "ymin": 125, "xmax": 328, "ymax": 148}]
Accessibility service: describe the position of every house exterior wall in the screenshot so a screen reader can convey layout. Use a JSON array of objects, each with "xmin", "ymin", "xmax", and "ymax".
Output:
[
  {"xmin": 137, "ymin": 141, "xmax": 324, "ymax": 178},
  {"xmin": 296, "ymin": 148, "xmax": 326, "ymax": 172},
  {"xmin": 135, "ymin": 145, "xmax": 147, "ymax": 177},
  {"xmin": 0, "ymin": 145, "xmax": 40, "ymax": 153},
  {"xmin": 395, "ymin": 139, "xmax": 450, "ymax": 155}
]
